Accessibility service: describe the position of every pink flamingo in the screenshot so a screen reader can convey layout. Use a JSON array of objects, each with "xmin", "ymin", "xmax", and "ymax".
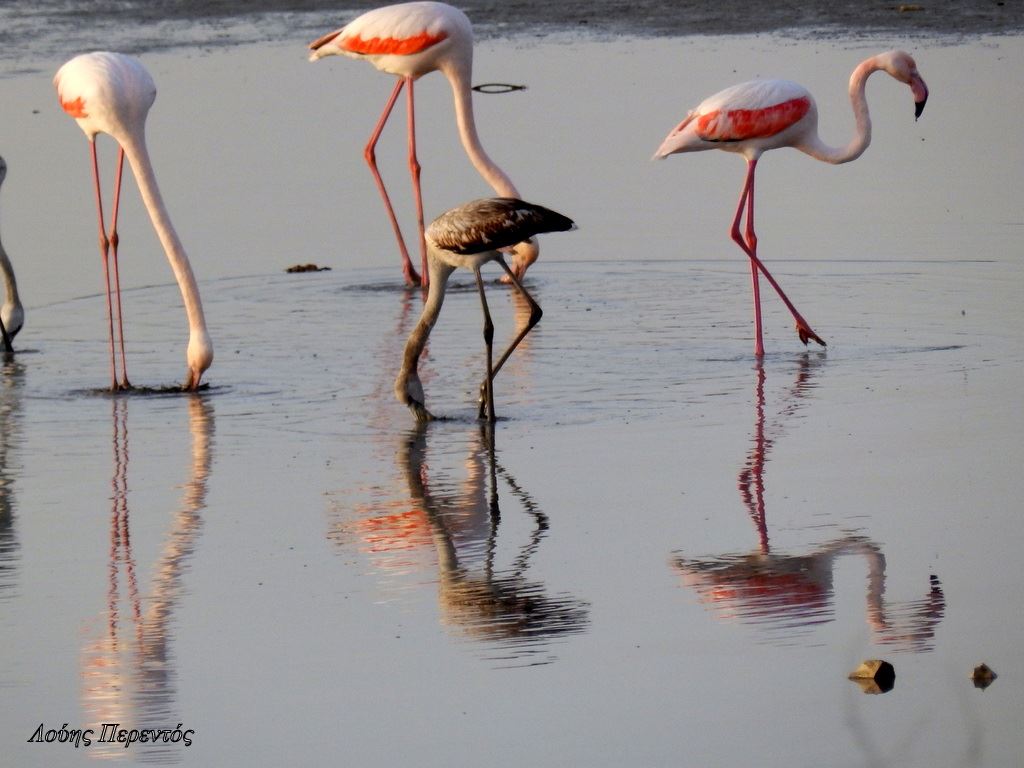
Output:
[
  {"xmin": 309, "ymin": 1, "xmax": 537, "ymax": 288},
  {"xmin": 654, "ymin": 50, "xmax": 929, "ymax": 357},
  {"xmin": 54, "ymin": 52, "xmax": 213, "ymax": 391}
]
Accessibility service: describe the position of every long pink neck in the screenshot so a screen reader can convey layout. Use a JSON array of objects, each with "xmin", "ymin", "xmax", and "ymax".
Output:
[
  {"xmin": 119, "ymin": 129, "xmax": 208, "ymax": 340},
  {"xmin": 800, "ymin": 57, "xmax": 877, "ymax": 165},
  {"xmin": 443, "ymin": 60, "xmax": 521, "ymax": 198}
]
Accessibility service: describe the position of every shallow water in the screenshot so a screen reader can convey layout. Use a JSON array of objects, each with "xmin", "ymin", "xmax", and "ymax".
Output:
[{"xmin": 0, "ymin": 21, "xmax": 1022, "ymax": 768}]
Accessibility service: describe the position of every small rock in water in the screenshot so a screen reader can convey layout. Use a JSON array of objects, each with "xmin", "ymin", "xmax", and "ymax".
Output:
[
  {"xmin": 286, "ymin": 263, "xmax": 331, "ymax": 273},
  {"xmin": 848, "ymin": 659, "xmax": 895, "ymax": 694},
  {"xmin": 971, "ymin": 663, "xmax": 997, "ymax": 690}
]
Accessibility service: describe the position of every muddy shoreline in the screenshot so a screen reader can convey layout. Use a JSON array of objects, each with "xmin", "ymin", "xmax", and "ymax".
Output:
[{"xmin": 1, "ymin": 0, "xmax": 1020, "ymax": 76}]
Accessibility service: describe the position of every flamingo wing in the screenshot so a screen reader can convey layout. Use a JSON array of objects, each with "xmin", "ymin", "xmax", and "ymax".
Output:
[
  {"xmin": 428, "ymin": 198, "xmax": 575, "ymax": 256},
  {"xmin": 654, "ymin": 78, "xmax": 813, "ymax": 158},
  {"xmin": 693, "ymin": 79, "xmax": 812, "ymax": 142},
  {"xmin": 310, "ymin": 2, "xmax": 455, "ymax": 58}
]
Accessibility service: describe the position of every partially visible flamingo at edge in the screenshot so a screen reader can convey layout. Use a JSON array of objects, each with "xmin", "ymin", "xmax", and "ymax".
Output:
[
  {"xmin": 0, "ymin": 155, "xmax": 24, "ymax": 355},
  {"xmin": 654, "ymin": 49, "xmax": 929, "ymax": 357},
  {"xmin": 309, "ymin": 1, "xmax": 538, "ymax": 288},
  {"xmin": 54, "ymin": 51, "xmax": 213, "ymax": 391}
]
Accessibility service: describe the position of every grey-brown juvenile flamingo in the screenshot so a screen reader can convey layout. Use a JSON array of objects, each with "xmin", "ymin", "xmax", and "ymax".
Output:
[{"xmin": 395, "ymin": 197, "xmax": 575, "ymax": 422}]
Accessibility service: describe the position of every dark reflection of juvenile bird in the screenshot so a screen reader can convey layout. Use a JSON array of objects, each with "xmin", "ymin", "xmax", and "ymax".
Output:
[
  {"xmin": 395, "ymin": 197, "xmax": 576, "ymax": 422},
  {"xmin": 400, "ymin": 424, "xmax": 589, "ymax": 660}
]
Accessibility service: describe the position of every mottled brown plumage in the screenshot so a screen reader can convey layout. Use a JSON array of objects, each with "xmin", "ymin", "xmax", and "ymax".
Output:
[{"xmin": 427, "ymin": 198, "xmax": 575, "ymax": 256}]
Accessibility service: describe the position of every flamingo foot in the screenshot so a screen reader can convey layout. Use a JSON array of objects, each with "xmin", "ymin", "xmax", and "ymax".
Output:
[
  {"xmin": 402, "ymin": 262, "xmax": 422, "ymax": 288},
  {"xmin": 477, "ymin": 382, "xmax": 501, "ymax": 422},
  {"xmin": 796, "ymin": 319, "xmax": 826, "ymax": 348},
  {"xmin": 182, "ymin": 370, "xmax": 202, "ymax": 391},
  {"xmin": 477, "ymin": 381, "xmax": 489, "ymax": 419}
]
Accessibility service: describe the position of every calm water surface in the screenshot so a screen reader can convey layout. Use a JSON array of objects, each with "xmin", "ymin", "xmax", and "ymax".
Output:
[{"xmin": 0, "ymin": 13, "xmax": 1021, "ymax": 768}]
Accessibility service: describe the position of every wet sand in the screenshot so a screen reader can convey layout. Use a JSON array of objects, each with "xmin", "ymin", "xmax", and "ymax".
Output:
[
  {"xmin": 1, "ymin": 0, "xmax": 1022, "ymax": 73},
  {"xmin": 0, "ymin": 26, "xmax": 1021, "ymax": 768}
]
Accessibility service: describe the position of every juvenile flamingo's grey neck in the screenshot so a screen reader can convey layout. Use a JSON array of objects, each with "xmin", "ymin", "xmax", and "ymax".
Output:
[
  {"xmin": 396, "ymin": 256, "xmax": 454, "ymax": 414},
  {"xmin": 798, "ymin": 57, "xmax": 877, "ymax": 165}
]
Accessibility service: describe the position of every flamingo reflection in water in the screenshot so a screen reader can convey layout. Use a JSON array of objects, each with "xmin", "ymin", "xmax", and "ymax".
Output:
[
  {"xmin": 0, "ymin": 357, "xmax": 25, "ymax": 598},
  {"xmin": 80, "ymin": 396, "xmax": 213, "ymax": 757},
  {"xmin": 331, "ymin": 424, "xmax": 588, "ymax": 664},
  {"xmin": 672, "ymin": 357, "xmax": 944, "ymax": 651}
]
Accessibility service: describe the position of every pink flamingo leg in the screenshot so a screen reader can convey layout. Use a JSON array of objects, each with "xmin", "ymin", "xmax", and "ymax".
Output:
[
  {"xmin": 90, "ymin": 141, "xmax": 120, "ymax": 391},
  {"xmin": 734, "ymin": 162, "xmax": 765, "ymax": 357},
  {"xmin": 109, "ymin": 147, "xmax": 131, "ymax": 389},
  {"xmin": 745, "ymin": 169, "xmax": 765, "ymax": 355},
  {"xmin": 405, "ymin": 79, "xmax": 428, "ymax": 288},
  {"xmin": 730, "ymin": 158, "xmax": 825, "ymax": 351},
  {"xmin": 364, "ymin": 77, "xmax": 421, "ymax": 287}
]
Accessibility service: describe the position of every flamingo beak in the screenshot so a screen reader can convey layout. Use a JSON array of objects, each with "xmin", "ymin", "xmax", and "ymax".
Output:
[{"xmin": 911, "ymin": 74, "xmax": 928, "ymax": 120}]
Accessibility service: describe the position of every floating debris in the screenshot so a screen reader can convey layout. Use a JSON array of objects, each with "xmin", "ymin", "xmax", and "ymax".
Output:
[
  {"xmin": 848, "ymin": 659, "xmax": 895, "ymax": 694},
  {"xmin": 897, "ymin": 4, "xmax": 924, "ymax": 11},
  {"xmin": 972, "ymin": 663, "xmax": 997, "ymax": 690},
  {"xmin": 472, "ymin": 83, "xmax": 527, "ymax": 94},
  {"xmin": 286, "ymin": 263, "xmax": 332, "ymax": 273}
]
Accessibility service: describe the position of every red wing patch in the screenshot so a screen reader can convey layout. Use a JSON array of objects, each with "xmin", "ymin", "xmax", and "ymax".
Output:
[
  {"xmin": 60, "ymin": 95, "xmax": 88, "ymax": 118},
  {"xmin": 341, "ymin": 30, "xmax": 448, "ymax": 56},
  {"xmin": 697, "ymin": 96, "xmax": 810, "ymax": 142}
]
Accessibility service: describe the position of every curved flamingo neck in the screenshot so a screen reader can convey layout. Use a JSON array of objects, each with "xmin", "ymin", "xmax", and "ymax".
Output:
[
  {"xmin": 402, "ymin": 258, "xmax": 450, "ymax": 374},
  {"xmin": 397, "ymin": 255, "xmax": 454, "ymax": 409},
  {"xmin": 119, "ymin": 130, "xmax": 209, "ymax": 343},
  {"xmin": 444, "ymin": 61, "xmax": 521, "ymax": 198},
  {"xmin": 0, "ymin": 238, "xmax": 20, "ymax": 310},
  {"xmin": 800, "ymin": 57, "xmax": 877, "ymax": 165}
]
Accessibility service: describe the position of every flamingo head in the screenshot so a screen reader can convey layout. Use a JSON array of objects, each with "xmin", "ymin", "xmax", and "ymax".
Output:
[
  {"xmin": 1, "ymin": 302, "xmax": 23, "ymax": 342},
  {"xmin": 184, "ymin": 330, "xmax": 214, "ymax": 391},
  {"xmin": 879, "ymin": 50, "xmax": 929, "ymax": 120},
  {"xmin": 308, "ymin": 28, "xmax": 344, "ymax": 61},
  {"xmin": 395, "ymin": 368, "xmax": 433, "ymax": 422},
  {"xmin": 501, "ymin": 237, "xmax": 539, "ymax": 283}
]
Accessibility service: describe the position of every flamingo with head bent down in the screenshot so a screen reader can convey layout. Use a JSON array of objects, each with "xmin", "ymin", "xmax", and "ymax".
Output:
[
  {"xmin": 55, "ymin": 51, "xmax": 213, "ymax": 391},
  {"xmin": 654, "ymin": 49, "xmax": 929, "ymax": 357},
  {"xmin": 309, "ymin": 1, "xmax": 538, "ymax": 287},
  {"xmin": 395, "ymin": 197, "xmax": 575, "ymax": 423},
  {"xmin": 0, "ymin": 156, "xmax": 24, "ymax": 354}
]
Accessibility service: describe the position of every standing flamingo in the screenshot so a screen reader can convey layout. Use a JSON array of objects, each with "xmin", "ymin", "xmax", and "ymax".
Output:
[
  {"xmin": 395, "ymin": 198, "xmax": 574, "ymax": 422},
  {"xmin": 54, "ymin": 52, "xmax": 213, "ymax": 391},
  {"xmin": 0, "ymin": 156, "xmax": 24, "ymax": 354},
  {"xmin": 309, "ymin": 1, "xmax": 538, "ymax": 288},
  {"xmin": 653, "ymin": 50, "xmax": 929, "ymax": 357}
]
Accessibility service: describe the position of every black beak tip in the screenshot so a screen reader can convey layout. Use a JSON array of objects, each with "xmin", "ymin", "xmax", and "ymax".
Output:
[{"xmin": 914, "ymin": 97, "xmax": 927, "ymax": 120}]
